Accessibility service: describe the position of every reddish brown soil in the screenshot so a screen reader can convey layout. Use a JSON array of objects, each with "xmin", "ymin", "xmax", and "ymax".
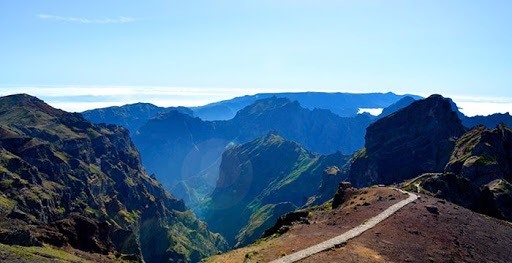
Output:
[
  {"xmin": 207, "ymin": 187, "xmax": 407, "ymax": 263},
  {"xmin": 302, "ymin": 194, "xmax": 512, "ymax": 263},
  {"xmin": 207, "ymin": 187, "xmax": 512, "ymax": 263}
]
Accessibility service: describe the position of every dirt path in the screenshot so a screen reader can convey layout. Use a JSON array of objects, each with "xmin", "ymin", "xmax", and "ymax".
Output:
[{"xmin": 269, "ymin": 189, "xmax": 418, "ymax": 263}]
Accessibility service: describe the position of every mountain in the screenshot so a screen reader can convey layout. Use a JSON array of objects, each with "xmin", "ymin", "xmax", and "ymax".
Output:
[
  {"xmin": 227, "ymin": 97, "xmax": 373, "ymax": 154},
  {"xmin": 133, "ymin": 97, "xmax": 371, "ymax": 213},
  {"xmin": 132, "ymin": 110, "xmax": 223, "ymax": 212},
  {"xmin": 82, "ymin": 103, "xmax": 193, "ymax": 134},
  {"xmin": 207, "ymin": 186, "xmax": 512, "ymax": 262},
  {"xmin": 377, "ymin": 96, "xmax": 417, "ymax": 118},
  {"xmin": 192, "ymin": 92, "xmax": 422, "ymax": 120},
  {"xmin": 0, "ymin": 94, "xmax": 226, "ymax": 262},
  {"xmin": 349, "ymin": 94, "xmax": 467, "ymax": 187},
  {"xmin": 204, "ymin": 133, "xmax": 350, "ymax": 247},
  {"xmin": 408, "ymin": 124, "xmax": 512, "ymax": 221},
  {"xmin": 462, "ymin": 113, "xmax": 512, "ymax": 129}
]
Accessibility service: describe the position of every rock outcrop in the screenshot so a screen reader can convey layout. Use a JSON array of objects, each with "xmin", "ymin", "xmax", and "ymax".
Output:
[
  {"xmin": 416, "ymin": 124, "xmax": 512, "ymax": 221},
  {"xmin": 349, "ymin": 95, "xmax": 466, "ymax": 187}
]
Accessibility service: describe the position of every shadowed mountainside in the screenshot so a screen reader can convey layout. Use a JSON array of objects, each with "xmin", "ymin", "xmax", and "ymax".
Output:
[
  {"xmin": 82, "ymin": 103, "xmax": 193, "ymax": 133},
  {"xmin": 348, "ymin": 94, "xmax": 467, "ymax": 187},
  {"xmin": 408, "ymin": 124, "xmax": 512, "ymax": 221},
  {"xmin": 0, "ymin": 94, "xmax": 226, "ymax": 262},
  {"xmin": 462, "ymin": 113, "xmax": 512, "ymax": 129},
  {"xmin": 192, "ymin": 92, "xmax": 422, "ymax": 120},
  {"xmin": 377, "ymin": 96, "xmax": 416, "ymax": 119},
  {"xmin": 204, "ymin": 133, "xmax": 350, "ymax": 247},
  {"xmin": 133, "ymin": 97, "xmax": 371, "ymax": 213}
]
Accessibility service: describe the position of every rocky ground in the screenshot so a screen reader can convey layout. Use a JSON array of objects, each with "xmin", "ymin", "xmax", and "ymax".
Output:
[
  {"xmin": 206, "ymin": 187, "xmax": 407, "ymax": 262},
  {"xmin": 207, "ymin": 187, "xmax": 512, "ymax": 263}
]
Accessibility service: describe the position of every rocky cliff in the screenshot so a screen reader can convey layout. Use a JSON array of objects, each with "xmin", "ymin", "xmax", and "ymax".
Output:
[
  {"xmin": 412, "ymin": 124, "xmax": 512, "ymax": 221},
  {"xmin": 349, "ymin": 94, "xmax": 466, "ymax": 187},
  {"xmin": 0, "ymin": 94, "xmax": 226, "ymax": 262}
]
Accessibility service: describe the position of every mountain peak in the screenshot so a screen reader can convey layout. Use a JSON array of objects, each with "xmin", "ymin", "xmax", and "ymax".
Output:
[
  {"xmin": 349, "ymin": 95, "xmax": 466, "ymax": 187},
  {"xmin": 234, "ymin": 97, "xmax": 300, "ymax": 119},
  {"xmin": 262, "ymin": 130, "xmax": 284, "ymax": 142},
  {"xmin": 0, "ymin": 93, "xmax": 65, "ymax": 117},
  {"xmin": 1, "ymin": 93, "xmax": 51, "ymax": 109}
]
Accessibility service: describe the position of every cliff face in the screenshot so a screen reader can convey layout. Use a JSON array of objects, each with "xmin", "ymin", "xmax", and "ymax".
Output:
[
  {"xmin": 349, "ymin": 95, "xmax": 466, "ymax": 187},
  {"xmin": 0, "ymin": 94, "xmax": 226, "ymax": 262},
  {"xmin": 204, "ymin": 133, "xmax": 350, "ymax": 247},
  {"xmin": 416, "ymin": 124, "xmax": 512, "ymax": 221}
]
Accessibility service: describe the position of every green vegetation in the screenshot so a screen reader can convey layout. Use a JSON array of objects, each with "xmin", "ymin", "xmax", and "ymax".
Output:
[
  {"xmin": 0, "ymin": 194, "xmax": 15, "ymax": 212},
  {"xmin": 353, "ymin": 147, "xmax": 367, "ymax": 159},
  {"xmin": 272, "ymin": 157, "xmax": 317, "ymax": 191},
  {"xmin": 475, "ymin": 154, "xmax": 497, "ymax": 166},
  {"xmin": 206, "ymin": 133, "xmax": 350, "ymax": 247},
  {"xmin": 0, "ymin": 178, "xmax": 14, "ymax": 188},
  {"xmin": 0, "ymin": 94, "xmax": 228, "ymax": 262},
  {"xmin": 53, "ymin": 151, "xmax": 69, "ymax": 163},
  {"xmin": 0, "ymin": 243, "xmax": 89, "ymax": 263}
]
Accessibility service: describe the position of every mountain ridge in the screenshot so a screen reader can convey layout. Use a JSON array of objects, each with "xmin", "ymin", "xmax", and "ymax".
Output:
[
  {"xmin": 0, "ymin": 94, "xmax": 226, "ymax": 262},
  {"xmin": 204, "ymin": 133, "xmax": 351, "ymax": 247}
]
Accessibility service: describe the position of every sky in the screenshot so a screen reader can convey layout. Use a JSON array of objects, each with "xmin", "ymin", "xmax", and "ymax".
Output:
[{"xmin": 1, "ymin": 0, "xmax": 511, "ymax": 115}]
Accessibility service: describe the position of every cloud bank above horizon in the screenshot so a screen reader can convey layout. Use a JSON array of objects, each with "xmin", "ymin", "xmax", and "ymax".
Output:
[{"xmin": 0, "ymin": 86, "xmax": 510, "ymax": 117}]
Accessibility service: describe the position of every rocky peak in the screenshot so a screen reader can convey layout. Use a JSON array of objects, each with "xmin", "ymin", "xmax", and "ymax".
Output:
[
  {"xmin": 365, "ymin": 94, "xmax": 464, "ymax": 153},
  {"xmin": 378, "ymin": 96, "xmax": 416, "ymax": 118},
  {"xmin": 415, "ymin": 124, "xmax": 512, "ymax": 221},
  {"xmin": 0, "ymin": 94, "xmax": 65, "ymax": 119},
  {"xmin": 445, "ymin": 124, "xmax": 512, "ymax": 183},
  {"xmin": 349, "ymin": 94, "xmax": 466, "ymax": 187}
]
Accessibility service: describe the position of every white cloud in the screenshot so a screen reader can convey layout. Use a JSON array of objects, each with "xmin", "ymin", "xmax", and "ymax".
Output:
[
  {"xmin": 0, "ymin": 86, "xmax": 252, "ymax": 98},
  {"xmin": 450, "ymin": 96, "xmax": 512, "ymax": 117},
  {"xmin": 1, "ymin": 86, "xmax": 511, "ymax": 116},
  {"xmin": 0, "ymin": 86, "xmax": 257, "ymax": 112},
  {"xmin": 37, "ymin": 14, "xmax": 138, "ymax": 24},
  {"xmin": 358, "ymin": 108, "xmax": 383, "ymax": 116}
]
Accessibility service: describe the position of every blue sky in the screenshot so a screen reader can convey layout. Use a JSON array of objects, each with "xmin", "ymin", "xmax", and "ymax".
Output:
[{"xmin": 1, "ymin": 1, "xmax": 511, "ymax": 115}]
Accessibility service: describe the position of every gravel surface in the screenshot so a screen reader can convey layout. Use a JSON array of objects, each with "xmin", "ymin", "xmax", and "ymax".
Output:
[{"xmin": 269, "ymin": 189, "xmax": 418, "ymax": 263}]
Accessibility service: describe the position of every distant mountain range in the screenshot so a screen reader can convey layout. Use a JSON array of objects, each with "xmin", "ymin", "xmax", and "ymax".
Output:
[
  {"xmin": 82, "ymin": 92, "xmax": 420, "ymax": 210},
  {"xmin": 131, "ymin": 97, "xmax": 376, "ymax": 213},
  {"xmin": 82, "ymin": 92, "xmax": 512, "ymax": 215},
  {"xmin": 191, "ymin": 92, "xmax": 422, "ymax": 120},
  {"xmin": 82, "ymin": 92, "xmax": 422, "ymax": 136},
  {"xmin": 82, "ymin": 103, "xmax": 193, "ymax": 133}
]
